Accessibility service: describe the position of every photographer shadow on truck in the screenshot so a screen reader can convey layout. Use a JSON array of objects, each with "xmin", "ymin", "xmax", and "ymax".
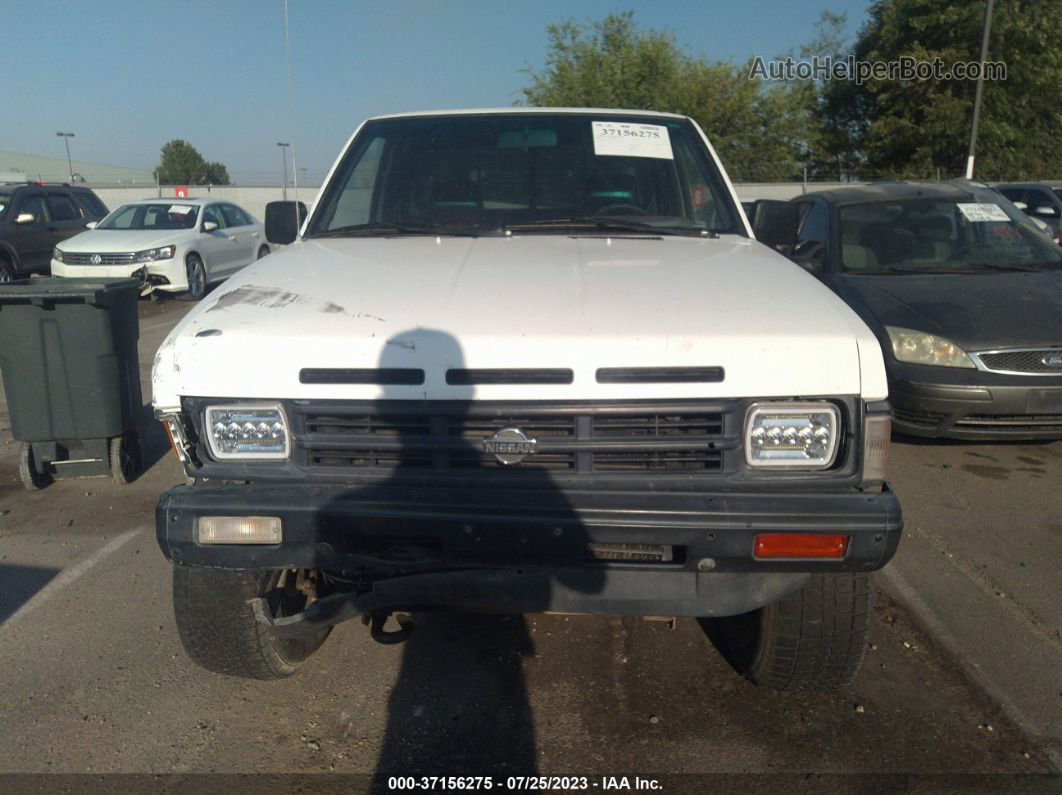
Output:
[{"xmin": 310, "ymin": 328, "xmax": 604, "ymax": 777}]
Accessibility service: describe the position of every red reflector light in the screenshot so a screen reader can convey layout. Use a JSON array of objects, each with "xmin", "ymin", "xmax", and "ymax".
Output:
[{"xmin": 754, "ymin": 533, "xmax": 849, "ymax": 559}]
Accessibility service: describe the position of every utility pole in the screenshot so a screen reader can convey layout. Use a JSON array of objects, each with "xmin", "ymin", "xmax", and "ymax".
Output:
[
  {"xmin": 965, "ymin": 0, "xmax": 994, "ymax": 179},
  {"xmin": 277, "ymin": 142, "xmax": 290, "ymax": 200},
  {"xmin": 56, "ymin": 132, "xmax": 75, "ymax": 183}
]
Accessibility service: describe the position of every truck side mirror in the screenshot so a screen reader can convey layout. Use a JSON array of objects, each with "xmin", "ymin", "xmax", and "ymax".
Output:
[
  {"xmin": 265, "ymin": 201, "xmax": 308, "ymax": 245},
  {"xmin": 750, "ymin": 200, "xmax": 800, "ymax": 251}
]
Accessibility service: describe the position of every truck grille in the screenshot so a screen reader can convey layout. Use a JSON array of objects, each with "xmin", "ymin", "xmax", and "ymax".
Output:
[
  {"xmin": 62, "ymin": 252, "xmax": 138, "ymax": 266},
  {"xmin": 974, "ymin": 349, "xmax": 1062, "ymax": 375},
  {"xmin": 292, "ymin": 401, "xmax": 731, "ymax": 476}
]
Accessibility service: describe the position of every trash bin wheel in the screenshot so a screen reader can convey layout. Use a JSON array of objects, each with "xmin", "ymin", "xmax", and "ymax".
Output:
[
  {"xmin": 110, "ymin": 433, "xmax": 141, "ymax": 484},
  {"xmin": 18, "ymin": 442, "xmax": 53, "ymax": 490}
]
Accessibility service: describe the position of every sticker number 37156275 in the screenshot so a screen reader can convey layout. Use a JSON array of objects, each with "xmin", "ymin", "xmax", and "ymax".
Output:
[{"xmin": 592, "ymin": 122, "xmax": 674, "ymax": 160}]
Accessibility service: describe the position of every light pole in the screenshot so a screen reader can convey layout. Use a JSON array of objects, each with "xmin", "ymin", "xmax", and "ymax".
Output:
[
  {"xmin": 277, "ymin": 142, "xmax": 290, "ymax": 200},
  {"xmin": 56, "ymin": 132, "xmax": 75, "ymax": 183},
  {"xmin": 965, "ymin": 0, "xmax": 995, "ymax": 179}
]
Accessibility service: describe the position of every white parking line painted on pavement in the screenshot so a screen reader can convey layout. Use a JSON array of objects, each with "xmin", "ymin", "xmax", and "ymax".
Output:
[
  {"xmin": 0, "ymin": 528, "xmax": 142, "ymax": 634},
  {"xmin": 140, "ymin": 318, "xmax": 183, "ymax": 334}
]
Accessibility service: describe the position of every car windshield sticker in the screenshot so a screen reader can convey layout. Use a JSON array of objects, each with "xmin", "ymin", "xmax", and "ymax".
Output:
[
  {"xmin": 956, "ymin": 203, "xmax": 1010, "ymax": 222},
  {"xmin": 592, "ymin": 122, "xmax": 674, "ymax": 159},
  {"xmin": 169, "ymin": 204, "xmax": 194, "ymax": 214}
]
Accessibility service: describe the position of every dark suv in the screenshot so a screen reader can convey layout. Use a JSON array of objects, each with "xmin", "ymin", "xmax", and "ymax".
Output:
[{"xmin": 0, "ymin": 183, "xmax": 110, "ymax": 280}]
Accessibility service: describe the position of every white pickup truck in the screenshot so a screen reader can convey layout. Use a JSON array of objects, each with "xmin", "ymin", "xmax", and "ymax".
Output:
[{"xmin": 153, "ymin": 108, "xmax": 901, "ymax": 689}]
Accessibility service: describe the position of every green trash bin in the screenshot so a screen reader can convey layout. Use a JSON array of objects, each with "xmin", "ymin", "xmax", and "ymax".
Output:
[{"xmin": 0, "ymin": 277, "xmax": 144, "ymax": 489}]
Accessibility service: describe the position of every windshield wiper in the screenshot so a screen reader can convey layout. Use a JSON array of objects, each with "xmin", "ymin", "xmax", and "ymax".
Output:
[
  {"xmin": 310, "ymin": 222, "xmax": 485, "ymax": 238},
  {"xmin": 505, "ymin": 217, "xmax": 717, "ymax": 238},
  {"xmin": 951, "ymin": 262, "xmax": 1043, "ymax": 273}
]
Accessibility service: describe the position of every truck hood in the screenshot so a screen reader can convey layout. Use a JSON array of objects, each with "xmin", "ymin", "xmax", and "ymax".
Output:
[
  {"xmin": 152, "ymin": 235, "xmax": 886, "ymax": 408},
  {"xmin": 58, "ymin": 229, "xmax": 186, "ymax": 253}
]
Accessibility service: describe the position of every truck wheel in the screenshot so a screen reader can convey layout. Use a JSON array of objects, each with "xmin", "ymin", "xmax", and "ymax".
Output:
[
  {"xmin": 711, "ymin": 573, "xmax": 872, "ymax": 692},
  {"xmin": 18, "ymin": 442, "xmax": 52, "ymax": 490},
  {"xmin": 109, "ymin": 433, "xmax": 141, "ymax": 484},
  {"xmin": 172, "ymin": 566, "xmax": 331, "ymax": 679}
]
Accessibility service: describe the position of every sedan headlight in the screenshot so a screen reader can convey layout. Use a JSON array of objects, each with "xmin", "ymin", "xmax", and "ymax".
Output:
[
  {"xmin": 746, "ymin": 402, "xmax": 840, "ymax": 469},
  {"xmin": 53, "ymin": 247, "xmax": 65, "ymax": 262},
  {"xmin": 886, "ymin": 326, "xmax": 974, "ymax": 368},
  {"xmin": 135, "ymin": 245, "xmax": 176, "ymax": 263},
  {"xmin": 205, "ymin": 404, "xmax": 289, "ymax": 460}
]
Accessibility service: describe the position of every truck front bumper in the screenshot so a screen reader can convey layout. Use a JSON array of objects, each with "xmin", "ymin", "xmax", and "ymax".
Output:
[{"xmin": 157, "ymin": 483, "xmax": 902, "ymax": 626}]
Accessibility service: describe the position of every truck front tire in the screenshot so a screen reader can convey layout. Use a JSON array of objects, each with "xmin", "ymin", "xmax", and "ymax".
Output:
[
  {"xmin": 709, "ymin": 572, "xmax": 872, "ymax": 691},
  {"xmin": 172, "ymin": 566, "xmax": 331, "ymax": 679}
]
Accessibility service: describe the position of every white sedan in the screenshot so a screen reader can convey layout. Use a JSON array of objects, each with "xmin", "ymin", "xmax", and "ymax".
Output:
[{"xmin": 51, "ymin": 198, "xmax": 270, "ymax": 300}]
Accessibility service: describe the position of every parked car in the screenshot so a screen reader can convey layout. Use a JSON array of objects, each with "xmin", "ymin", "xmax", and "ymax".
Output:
[
  {"xmin": 51, "ymin": 197, "xmax": 269, "ymax": 300},
  {"xmin": 0, "ymin": 182, "xmax": 109, "ymax": 280},
  {"xmin": 153, "ymin": 108, "xmax": 901, "ymax": 690},
  {"xmin": 752, "ymin": 182, "xmax": 1062, "ymax": 439},
  {"xmin": 946, "ymin": 177, "xmax": 1054, "ymax": 239},
  {"xmin": 995, "ymin": 181, "xmax": 1062, "ymax": 243}
]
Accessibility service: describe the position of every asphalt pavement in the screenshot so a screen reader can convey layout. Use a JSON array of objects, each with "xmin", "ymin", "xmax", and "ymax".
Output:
[{"xmin": 0, "ymin": 296, "xmax": 1058, "ymax": 788}]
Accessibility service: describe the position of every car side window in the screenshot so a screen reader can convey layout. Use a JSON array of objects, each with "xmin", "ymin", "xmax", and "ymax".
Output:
[
  {"xmin": 220, "ymin": 204, "xmax": 246, "ymax": 227},
  {"xmin": 202, "ymin": 205, "xmax": 225, "ymax": 229},
  {"xmin": 1025, "ymin": 189, "xmax": 1059, "ymax": 216},
  {"xmin": 997, "ymin": 187, "xmax": 1026, "ymax": 205},
  {"xmin": 46, "ymin": 192, "xmax": 81, "ymax": 221},
  {"xmin": 74, "ymin": 191, "xmax": 108, "ymax": 219},
  {"xmin": 792, "ymin": 201, "xmax": 829, "ymax": 267},
  {"xmin": 15, "ymin": 194, "xmax": 47, "ymax": 223}
]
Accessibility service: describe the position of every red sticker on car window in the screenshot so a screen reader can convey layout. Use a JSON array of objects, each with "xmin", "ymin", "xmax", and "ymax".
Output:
[{"xmin": 690, "ymin": 185, "xmax": 707, "ymax": 208}]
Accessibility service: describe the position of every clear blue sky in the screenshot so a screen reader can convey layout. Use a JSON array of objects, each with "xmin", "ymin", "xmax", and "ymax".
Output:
[{"xmin": 5, "ymin": 0, "xmax": 870, "ymax": 184}]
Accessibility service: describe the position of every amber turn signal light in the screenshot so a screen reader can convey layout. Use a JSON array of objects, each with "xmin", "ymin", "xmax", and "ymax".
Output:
[{"xmin": 753, "ymin": 533, "xmax": 849, "ymax": 559}]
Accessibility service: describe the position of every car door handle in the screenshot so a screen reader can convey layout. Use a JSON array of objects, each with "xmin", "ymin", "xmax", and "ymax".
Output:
[
  {"xmin": 251, "ymin": 232, "xmax": 260, "ymax": 238},
  {"xmin": 227, "ymin": 236, "xmax": 237, "ymax": 241},
  {"xmin": 47, "ymin": 226, "xmax": 58, "ymax": 232}
]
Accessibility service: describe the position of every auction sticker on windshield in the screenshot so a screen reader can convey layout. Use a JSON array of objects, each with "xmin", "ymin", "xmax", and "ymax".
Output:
[
  {"xmin": 169, "ymin": 205, "xmax": 194, "ymax": 214},
  {"xmin": 957, "ymin": 203, "xmax": 1010, "ymax": 222},
  {"xmin": 592, "ymin": 121, "xmax": 674, "ymax": 159}
]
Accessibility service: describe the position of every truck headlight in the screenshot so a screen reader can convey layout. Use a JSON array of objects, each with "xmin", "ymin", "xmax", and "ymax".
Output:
[
  {"xmin": 745, "ymin": 402, "xmax": 840, "ymax": 469},
  {"xmin": 53, "ymin": 247, "xmax": 65, "ymax": 262},
  {"xmin": 135, "ymin": 245, "xmax": 176, "ymax": 263},
  {"xmin": 886, "ymin": 326, "xmax": 974, "ymax": 368},
  {"xmin": 205, "ymin": 404, "xmax": 289, "ymax": 460}
]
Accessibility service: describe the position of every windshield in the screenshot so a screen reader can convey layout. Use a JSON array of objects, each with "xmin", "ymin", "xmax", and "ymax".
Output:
[
  {"xmin": 307, "ymin": 113, "xmax": 743, "ymax": 237},
  {"xmin": 0, "ymin": 190, "xmax": 11, "ymax": 219},
  {"xmin": 98, "ymin": 203, "xmax": 199, "ymax": 230},
  {"xmin": 1053, "ymin": 189, "xmax": 1062, "ymax": 204},
  {"xmin": 840, "ymin": 198, "xmax": 1062, "ymax": 273}
]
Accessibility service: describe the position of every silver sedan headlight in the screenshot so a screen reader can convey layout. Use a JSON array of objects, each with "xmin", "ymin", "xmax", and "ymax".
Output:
[
  {"xmin": 205, "ymin": 404, "xmax": 290, "ymax": 460},
  {"xmin": 886, "ymin": 326, "xmax": 975, "ymax": 368},
  {"xmin": 746, "ymin": 402, "xmax": 841, "ymax": 469}
]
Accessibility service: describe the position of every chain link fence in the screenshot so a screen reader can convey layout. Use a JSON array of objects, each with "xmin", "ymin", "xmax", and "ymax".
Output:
[{"xmin": 88, "ymin": 181, "xmax": 883, "ymax": 218}]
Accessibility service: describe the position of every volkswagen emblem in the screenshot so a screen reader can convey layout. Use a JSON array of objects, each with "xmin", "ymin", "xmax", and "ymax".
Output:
[
  {"xmin": 90, "ymin": 253, "xmax": 102, "ymax": 265},
  {"xmin": 1043, "ymin": 352, "xmax": 1062, "ymax": 368},
  {"xmin": 483, "ymin": 427, "xmax": 537, "ymax": 465}
]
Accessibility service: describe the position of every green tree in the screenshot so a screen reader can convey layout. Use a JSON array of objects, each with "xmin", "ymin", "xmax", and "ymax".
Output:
[
  {"xmin": 155, "ymin": 139, "xmax": 231, "ymax": 185},
  {"xmin": 519, "ymin": 12, "xmax": 808, "ymax": 181},
  {"xmin": 825, "ymin": 0, "xmax": 1062, "ymax": 180}
]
